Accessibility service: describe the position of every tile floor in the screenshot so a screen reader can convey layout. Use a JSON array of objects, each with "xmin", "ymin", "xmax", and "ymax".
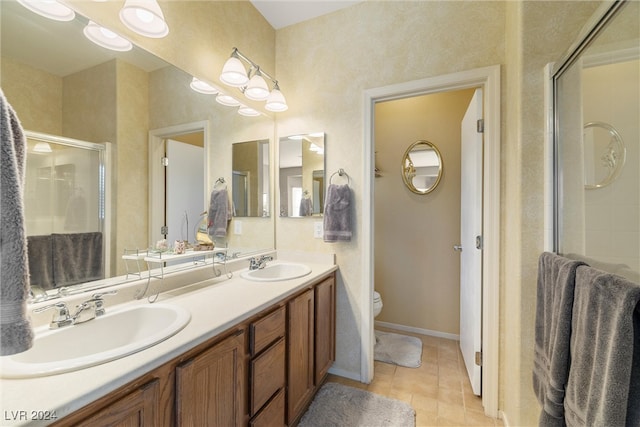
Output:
[{"xmin": 326, "ymin": 329, "xmax": 501, "ymax": 426}]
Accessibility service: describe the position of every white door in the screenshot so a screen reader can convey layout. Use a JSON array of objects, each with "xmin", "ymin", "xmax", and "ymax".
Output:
[
  {"xmin": 459, "ymin": 88, "xmax": 483, "ymax": 396},
  {"xmin": 166, "ymin": 139, "xmax": 204, "ymax": 244}
]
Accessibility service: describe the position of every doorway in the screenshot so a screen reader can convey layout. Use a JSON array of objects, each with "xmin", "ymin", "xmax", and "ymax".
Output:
[
  {"xmin": 363, "ymin": 65, "xmax": 501, "ymax": 417},
  {"xmin": 149, "ymin": 121, "xmax": 210, "ymax": 249}
]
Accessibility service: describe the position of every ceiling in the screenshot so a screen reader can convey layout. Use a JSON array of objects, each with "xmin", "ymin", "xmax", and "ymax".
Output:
[{"xmin": 250, "ymin": 1, "xmax": 362, "ymax": 29}]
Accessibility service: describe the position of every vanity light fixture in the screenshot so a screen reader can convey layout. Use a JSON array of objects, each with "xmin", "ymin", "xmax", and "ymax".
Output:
[
  {"xmin": 190, "ymin": 77, "xmax": 218, "ymax": 95},
  {"xmin": 215, "ymin": 93, "xmax": 241, "ymax": 107},
  {"xmin": 17, "ymin": 0, "xmax": 75, "ymax": 21},
  {"xmin": 119, "ymin": 0, "xmax": 169, "ymax": 39},
  {"xmin": 265, "ymin": 82, "xmax": 288, "ymax": 112},
  {"xmin": 219, "ymin": 47, "xmax": 288, "ymax": 112},
  {"xmin": 33, "ymin": 142, "xmax": 52, "ymax": 153},
  {"xmin": 84, "ymin": 21, "xmax": 133, "ymax": 52},
  {"xmin": 238, "ymin": 105, "xmax": 261, "ymax": 117}
]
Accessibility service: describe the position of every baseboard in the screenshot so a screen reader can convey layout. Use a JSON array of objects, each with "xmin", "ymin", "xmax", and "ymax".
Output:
[
  {"xmin": 374, "ymin": 321, "xmax": 460, "ymax": 341},
  {"xmin": 328, "ymin": 366, "xmax": 362, "ymax": 383}
]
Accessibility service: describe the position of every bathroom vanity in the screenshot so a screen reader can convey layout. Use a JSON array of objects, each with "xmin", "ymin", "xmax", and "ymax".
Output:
[{"xmin": 0, "ymin": 256, "xmax": 337, "ymax": 427}]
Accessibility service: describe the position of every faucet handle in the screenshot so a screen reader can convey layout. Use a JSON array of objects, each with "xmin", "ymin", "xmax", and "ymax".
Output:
[
  {"xmin": 89, "ymin": 290, "xmax": 117, "ymax": 316},
  {"xmin": 34, "ymin": 302, "xmax": 72, "ymax": 328}
]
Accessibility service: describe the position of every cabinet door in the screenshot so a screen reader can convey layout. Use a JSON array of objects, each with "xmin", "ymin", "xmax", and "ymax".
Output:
[
  {"xmin": 287, "ymin": 289, "xmax": 315, "ymax": 424},
  {"xmin": 176, "ymin": 330, "xmax": 246, "ymax": 427},
  {"xmin": 314, "ymin": 276, "xmax": 336, "ymax": 384},
  {"xmin": 76, "ymin": 379, "xmax": 159, "ymax": 427}
]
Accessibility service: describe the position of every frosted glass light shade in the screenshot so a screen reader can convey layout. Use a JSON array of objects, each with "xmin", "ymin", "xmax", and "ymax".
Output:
[
  {"xmin": 238, "ymin": 106, "xmax": 260, "ymax": 117},
  {"xmin": 17, "ymin": 0, "xmax": 75, "ymax": 21},
  {"xmin": 119, "ymin": 0, "xmax": 169, "ymax": 38},
  {"xmin": 190, "ymin": 77, "xmax": 218, "ymax": 95},
  {"xmin": 219, "ymin": 57, "xmax": 248, "ymax": 87},
  {"xmin": 265, "ymin": 88, "xmax": 288, "ymax": 112},
  {"xmin": 216, "ymin": 93, "xmax": 241, "ymax": 107},
  {"xmin": 84, "ymin": 21, "xmax": 132, "ymax": 52},
  {"xmin": 33, "ymin": 142, "xmax": 52, "ymax": 153},
  {"xmin": 244, "ymin": 74, "xmax": 270, "ymax": 101}
]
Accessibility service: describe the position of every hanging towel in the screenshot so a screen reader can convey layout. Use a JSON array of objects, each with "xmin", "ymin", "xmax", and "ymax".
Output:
[
  {"xmin": 564, "ymin": 267, "xmax": 640, "ymax": 427},
  {"xmin": 207, "ymin": 189, "xmax": 231, "ymax": 238},
  {"xmin": 26, "ymin": 235, "xmax": 54, "ymax": 290},
  {"xmin": 323, "ymin": 184, "xmax": 352, "ymax": 242},
  {"xmin": 52, "ymin": 232, "xmax": 104, "ymax": 287},
  {"xmin": 532, "ymin": 252, "xmax": 586, "ymax": 426},
  {"xmin": 299, "ymin": 196, "xmax": 313, "ymax": 216},
  {"xmin": 0, "ymin": 89, "xmax": 34, "ymax": 356}
]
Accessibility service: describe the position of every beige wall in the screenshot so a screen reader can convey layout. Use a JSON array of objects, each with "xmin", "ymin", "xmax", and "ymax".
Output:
[
  {"xmin": 374, "ymin": 89, "xmax": 474, "ymax": 336},
  {"xmin": 1, "ymin": 57, "xmax": 62, "ymax": 135},
  {"xmin": 275, "ymin": 0, "xmax": 508, "ymax": 384},
  {"xmin": 502, "ymin": 2, "xmax": 602, "ymax": 425}
]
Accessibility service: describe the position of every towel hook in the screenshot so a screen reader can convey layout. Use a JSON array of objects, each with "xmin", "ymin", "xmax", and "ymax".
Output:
[
  {"xmin": 214, "ymin": 177, "xmax": 227, "ymax": 188},
  {"xmin": 329, "ymin": 168, "xmax": 350, "ymax": 185}
]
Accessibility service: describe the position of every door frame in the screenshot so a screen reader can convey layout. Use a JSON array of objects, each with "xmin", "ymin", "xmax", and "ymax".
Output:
[
  {"xmin": 362, "ymin": 65, "xmax": 500, "ymax": 417},
  {"xmin": 149, "ymin": 121, "xmax": 210, "ymax": 246}
]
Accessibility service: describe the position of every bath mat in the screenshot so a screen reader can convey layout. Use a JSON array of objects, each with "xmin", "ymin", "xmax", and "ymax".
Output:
[
  {"xmin": 374, "ymin": 330, "xmax": 423, "ymax": 368},
  {"xmin": 298, "ymin": 382, "xmax": 415, "ymax": 427}
]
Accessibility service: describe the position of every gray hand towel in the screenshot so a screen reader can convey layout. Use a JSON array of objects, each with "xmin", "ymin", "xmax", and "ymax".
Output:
[
  {"xmin": 207, "ymin": 189, "xmax": 231, "ymax": 238},
  {"xmin": 52, "ymin": 232, "xmax": 104, "ymax": 287},
  {"xmin": 564, "ymin": 267, "xmax": 640, "ymax": 427},
  {"xmin": 0, "ymin": 89, "xmax": 34, "ymax": 356},
  {"xmin": 27, "ymin": 235, "xmax": 54, "ymax": 290},
  {"xmin": 323, "ymin": 184, "xmax": 352, "ymax": 242},
  {"xmin": 533, "ymin": 252, "xmax": 586, "ymax": 425}
]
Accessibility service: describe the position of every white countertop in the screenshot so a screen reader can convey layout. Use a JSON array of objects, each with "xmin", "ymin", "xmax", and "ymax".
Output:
[{"xmin": 0, "ymin": 255, "xmax": 337, "ymax": 426}]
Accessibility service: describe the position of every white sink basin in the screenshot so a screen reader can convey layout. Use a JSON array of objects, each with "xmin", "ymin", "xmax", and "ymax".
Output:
[
  {"xmin": 0, "ymin": 303, "xmax": 190, "ymax": 378},
  {"xmin": 241, "ymin": 262, "xmax": 312, "ymax": 282}
]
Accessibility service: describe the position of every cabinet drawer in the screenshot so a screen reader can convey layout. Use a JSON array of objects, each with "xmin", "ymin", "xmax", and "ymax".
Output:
[
  {"xmin": 250, "ymin": 337, "xmax": 285, "ymax": 416},
  {"xmin": 250, "ymin": 305, "xmax": 285, "ymax": 355},
  {"xmin": 250, "ymin": 388, "xmax": 285, "ymax": 427}
]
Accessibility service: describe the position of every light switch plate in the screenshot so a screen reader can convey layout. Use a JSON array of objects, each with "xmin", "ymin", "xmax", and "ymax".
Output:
[
  {"xmin": 234, "ymin": 220, "xmax": 242, "ymax": 235},
  {"xmin": 314, "ymin": 221, "xmax": 323, "ymax": 239}
]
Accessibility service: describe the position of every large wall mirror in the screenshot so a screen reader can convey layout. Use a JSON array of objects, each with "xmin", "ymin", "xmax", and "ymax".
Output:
[
  {"xmin": 553, "ymin": 0, "xmax": 639, "ymax": 279},
  {"xmin": 1, "ymin": 0, "xmax": 275, "ymax": 301},
  {"xmin": 279, "ymin": 133, "xmax": 325, "ymax": 217},
  {"xmin": 232, "ymin": 139, "xmax": 270, "ymax": 217}
]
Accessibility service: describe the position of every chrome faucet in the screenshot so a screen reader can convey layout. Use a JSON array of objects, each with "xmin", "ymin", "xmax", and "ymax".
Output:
[
  {"xmin": 34, "ymin": 290, "xmax": 117, "ymax": 329},
  {"xmin": 249, "ymin": 255, "xmax": 274, "ymax": 270}
]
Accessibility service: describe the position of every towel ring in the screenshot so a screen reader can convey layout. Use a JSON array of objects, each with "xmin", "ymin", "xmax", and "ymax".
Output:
[
  {"xmin": 214, "ymin": 177, "xmax": 227, "ymax": 188},
  {"xmin": 330, "ymin": 168, "xmax": 350, "ymax": 185}
]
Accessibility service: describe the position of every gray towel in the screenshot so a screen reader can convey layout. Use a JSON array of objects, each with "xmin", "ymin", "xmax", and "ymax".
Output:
[
  {"xmin": 299, "ymin": 197, "xmax": 313, "ymax": 216},
  {"xmin": 564, "ymin": 267, "xmax": 640, "ymax": 427},
  {"xmin": 323, "ymin": 184, "xmax": 352, "ymax": 242},
  {"xmin": 207, "ymin": 189, "xmax": 231, "ymax": 238},
  {"xmin": 27, "ymin": 235, "xmax": 54, "ymax": 290},
  {"xmin": 51, "ymin": 232, "xmax": 104, "ymax": 287},
  {"xmin": 0, "ymin": 89, "xmax": 34, "ymax": 356},
  {"xmin": 533, "ymin": 252, "xmax": 586, "ymax": 426}
]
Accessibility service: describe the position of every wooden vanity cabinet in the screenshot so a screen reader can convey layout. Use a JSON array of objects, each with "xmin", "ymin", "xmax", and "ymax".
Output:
[
  {"xmin": 53, "ymin": 271, "xmax": 336, "ymax": 427},
  {"xmin": 249, "ymin": 305, "xmax": 286, "ymax": 426},
  {"xmin": 314, "ymin": 275, "xmax": 336, "ymax": 385},
  {"xmin": 287, "ymin": 288, "xmax": 315, "ymax": 425},
  {"xmin": 74, "ymin": 379, "xmax": 160, "ymax": 427},
  {"xmin": 175, "ymin": 329, "xmax": 246, "ymax": 426}
]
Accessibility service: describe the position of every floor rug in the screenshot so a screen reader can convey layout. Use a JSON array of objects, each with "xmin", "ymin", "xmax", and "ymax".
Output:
[
  {"xmin": 374, "ymin": 330, "xmax": 423, "ymax": 368},
  {"xmin": 298, "ymin": 382, "xmax": 415, "ymax": 427}
]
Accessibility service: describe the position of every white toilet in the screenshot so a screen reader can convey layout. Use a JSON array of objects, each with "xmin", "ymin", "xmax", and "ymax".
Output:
[{"xmin": 373, "ymin": 291, "xmax": 383, "ymax": 318}]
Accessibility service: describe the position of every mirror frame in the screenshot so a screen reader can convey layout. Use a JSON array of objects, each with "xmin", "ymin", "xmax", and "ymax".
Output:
[{"xmin": 401, "ymin": 140, "xmax": 443, "ymax": 195}]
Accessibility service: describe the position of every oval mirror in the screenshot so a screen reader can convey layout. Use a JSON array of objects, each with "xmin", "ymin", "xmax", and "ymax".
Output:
[
  {"xmin": 401, "ymin": 140, "xmax": 443, "ymax": 194},
  {"xmin": 583, "ymin": 121, "xmax": 626, "ymax": 189}
]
